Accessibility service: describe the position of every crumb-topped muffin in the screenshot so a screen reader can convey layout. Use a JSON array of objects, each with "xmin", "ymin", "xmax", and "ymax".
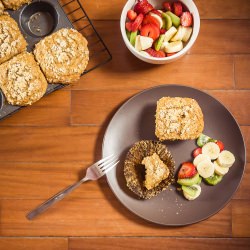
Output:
[
  {"xmin": 34, "ymin": 28, "xmax": 89, "ymax": 84},
  {"xmin": 155, "ymin": 97, "xmax": 204, "ymax": 141},
  {"xmin": 0, "ymin": 52, "xmax": 48, "ymax": 106},
  {"xmin": 0, "ymin": 1, "xmax": 4, "ymax": 15},
  {"xmin": 0, "ymin": 15, "xmax": 27, "ymax": 65},
  {"xmin": 2, "ymin": 0, "xmax": 31, "ymax": 10},
  {"xmin": 124, "ymin": 140, "xmax": 175, "ymax": 199}
]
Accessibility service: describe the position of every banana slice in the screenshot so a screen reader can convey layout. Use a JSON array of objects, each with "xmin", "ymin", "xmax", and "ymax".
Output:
[
  {"xmin": 182, "ymin": 27, "xmax": 193, "ymax": 42},
  {"xmin": 214, "ymin": 160, "xmax": 229, "ymax": 176},
  {"xmin": 170, "ymin": 26, "xmax": 186, "ymax": 41},
  {"xmin": 202, "ymin": 142, "xmax": 220, "ymax": 160},
  {"xmin": 182, "ymin": 184, "xmax": 201, "ymax": 201},
  {"xmin": 149, "ymin": 13, "xmax": 164, "ymax": 28},
  {"xmin": 163, "ymin": 26, "xmax": 177, "ymax": 42},
  {"xmin": 217, "ymin": 150, "xmax": 235, "ymax": 168},
  {"xmin": 193, "ymin": 153, "xmax": 210, "ymax": 167},
  {"xmin": 135, "ymin": 35, "xmax": 142, "ymax": 51},
  {"xmin": 139, "ymin": 36, "xmax": 153, "ymax": 50},
  {"xmin": 164, "ymin": 41, "xmax": 183, "ymax": 53},
  {"xmin": 197, "ymin": 160, "xmax": 215, "ymax": 178},
  {"xmin": 140, "ymin": 51, "xmax": 150, "ymax": 57}
]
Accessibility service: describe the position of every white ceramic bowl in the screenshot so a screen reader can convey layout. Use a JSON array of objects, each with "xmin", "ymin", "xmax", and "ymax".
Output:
[{"xmin": 120, "ymin": 0, "xmax": 200, "ymax": 64}]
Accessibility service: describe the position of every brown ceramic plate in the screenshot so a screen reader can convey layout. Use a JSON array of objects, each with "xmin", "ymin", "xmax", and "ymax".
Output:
[{"xmin": 102, "ymin": 85, "xmax": 246, "ymax": 226}]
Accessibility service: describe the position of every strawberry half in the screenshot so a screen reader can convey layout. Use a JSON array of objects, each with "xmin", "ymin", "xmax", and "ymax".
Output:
[
  {"xmin": 145, "ymin": 48, "xmax": 165, "ymax": 58},
  {"xmin": 173, "ymin": 1, "xmax": 183, "ymax": 17},
  {"xmin": 140, "ymin": 23, "xmax": 160, "ymax": 40},
  {"xmin": 178, "ymin": 162, "xmax": 197, "ymax": 179},
  {"xmin": 160, "ymin": 28, "xmax": 167, "ymax": 34},
  {"xmin": 216, "ymin": 141, "xmax": 224, "ymax": 152},
  {"xmin": 131, "ymin": 13, "xmax": 144, "ymax": 31},
  {"xmin": 127, "ymin": 9, "xmax": 137, "ymax": 21},
  {"xmin": 193, "ymin": 147, "xmax": 202, "ymax": 158},
  {"xmin": 180, "ymin": 12, "xmax": 193, "ymax": 27},
  {"xmin": 166, "ymin": 52, "xmax": 177, "ymax": 57},
  {"xmin": 125, "ymin": 22, "xmax": 132, "ymax": 32},
  {"xmin": 134, "ymin": 0, "xmax": 153, "ymax": 15},
  {"xmin": 142, "ymin": 15, "xmax": 160, "ymax": 29},
  {"xmin": 162, "ymin": 2, "xmax": 172, "ymax": 12}
]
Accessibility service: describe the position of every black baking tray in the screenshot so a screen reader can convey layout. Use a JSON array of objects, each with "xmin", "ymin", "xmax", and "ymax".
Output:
[{"xmin": 0, "ymin": 0, "xmax": 112, "ymax": 120}]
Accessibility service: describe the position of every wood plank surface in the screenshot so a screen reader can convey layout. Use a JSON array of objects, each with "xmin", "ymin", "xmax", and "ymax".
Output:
[{"xmin": 0, "ymin": 0, "xmax": 249, "ymax": 248}]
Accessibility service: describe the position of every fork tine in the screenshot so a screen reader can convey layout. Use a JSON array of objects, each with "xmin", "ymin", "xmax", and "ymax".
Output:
[
  {"xmin": 95, "ymin": 154, "xmax": 115, "ymax": 165},
  {"xmin": 98, "ymin": 154, "xmax": 117, "ymax": 168},
  {"xmin": 101, "ymin": 160, "xmax": 120, "ymax": 174}
]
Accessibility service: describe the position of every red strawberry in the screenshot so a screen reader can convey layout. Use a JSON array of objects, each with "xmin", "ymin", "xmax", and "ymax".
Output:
[
  {"xmin": 193, "ymin": 147, "xmax": 202, "ymax": 158},
  {"xmin": 125, "ymin": 22, "xmax": 132, "ymax": 31},
  {"xmin": 145, "ymin": 48, "xmax": 165, "ymax": 58},
  {"xmin": 162, "ymin": 2, "xmax": 172, "ymax": 12},
  {"xmin": 140, "ymin": 23, "xmax": 160, "ymax": 40},
  {"xmin": 131, "ymin": 13, "xmax": 144, "ymax": 31},
  {"xmin": 150, "ymin": 9, "xmax": 162, "ymax": 17},
  {"xmin": 173, "ymin": 1, "xmax": 183, "ymax": 17},
  {"xmin": 127, "ymin": 9, "xmax": 137, "ymax": 21},
  {"xmin": 180, "ymin": 12, "xmax": 193, "ymax": 27},
  {"xmin": 166, "ymin": 52, "xmax": 177, "ymax": 57},
  {"xmin": 160, "ymin": 28, "xmax": 166, "ymax": 34},
  {"xmin": 142, "ymin": 15, "xmax": 160, "ymax": 29},
  {"xmin": 178, "ymin": 162, "xmax": 197, "ymax": 179},
  {"xmin": 134, "ymin": 0, "xmax": 154, "ymax": 15},
  {"xmin": 216, "ymin": 141, "xmax": 224, "ymax": 152}
]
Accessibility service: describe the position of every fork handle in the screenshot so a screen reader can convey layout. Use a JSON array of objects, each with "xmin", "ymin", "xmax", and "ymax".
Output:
[{"xmin": 26, "ymin": 177, "xmax": 89, "ymax": 220}]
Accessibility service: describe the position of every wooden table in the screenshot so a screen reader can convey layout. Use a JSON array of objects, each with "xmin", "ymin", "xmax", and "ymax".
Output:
[{"xmin": 0, "ymin": 0, "xmax": 250, "ymax": 249}]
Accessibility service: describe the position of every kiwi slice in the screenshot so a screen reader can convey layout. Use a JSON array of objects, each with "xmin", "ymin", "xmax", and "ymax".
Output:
[
  {"xmin": 166, "ymin": 11, "xmax": 180, "ymax": 28},
  {"xmin": 162, "ymin": 13, "xmax": 172, "ymax": 30},
  {"xmin": 182, "ymin": 185, "xmax": 199, "ymax": 197},
  {"xmin": 204, "ymin": 174, "xmax": 223, "ymax": 186},
  {"xmin": 126, "ymin": 30, "xmax": 131, "ymax": 40},
  {"xmin": 154, "ymin": 35, "xmax": 165, "ymax": 51},
  {"xmin": 130, "ymin": 31, "xmax": 138, "ymax": 46},
  {"xmin": 197, "ymin": 176, "xmax": 202, "ymax": 185},
  {"xmin": 177, "ymin": 173, "xmax": 200, "ymax": 186}
]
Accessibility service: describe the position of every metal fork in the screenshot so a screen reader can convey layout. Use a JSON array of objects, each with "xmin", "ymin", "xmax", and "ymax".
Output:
[{"xmin": 26, "ymin": 154, "xmax": 119, "ymax": 220}]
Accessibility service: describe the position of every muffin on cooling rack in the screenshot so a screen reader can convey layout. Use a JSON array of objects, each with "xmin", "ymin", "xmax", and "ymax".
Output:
[
  {"xmin": 1, "ymin": 0, "xmax": 31, "ymax": 10},
  {"xmin": 124, "ymin": 140, "xmax": 175, "ymax": 199},
  {"xmin": 0, "ymin": 52, "xmax": 48, "ymax": 106},
  {"xmin": 0, "ymin": 1, "xmax": 4, "ymax": 15},
  {"xmin": 0, "ymin": 14, "xmax": 27, "ymax": 64},
  {"xmin": 34, "ymin": 28, "xmax": 89, "ymax": 84}
]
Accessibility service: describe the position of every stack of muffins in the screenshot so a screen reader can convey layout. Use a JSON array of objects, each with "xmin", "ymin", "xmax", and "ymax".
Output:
[{"xmin": 0, "ymin": 0, "xmax": 89, "ymax": 106}]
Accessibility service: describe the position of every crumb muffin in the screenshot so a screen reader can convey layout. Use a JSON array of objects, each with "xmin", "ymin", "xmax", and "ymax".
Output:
[
  {"xmin": 34, "ymin": 28, "xmax": 89, "ymax": 84},
  {"xmin": 155, "ymin": 97, "xmax": 204, "ymax": 141},
  {"xmin": 0, "ymin": 52, "xmax": 48, "ymax": 106},
  {"xmin": 0, "ymin": 1, "xmax": 4, "ymax": 15},
  {"xmin": 124, "ymin": 140, "xmax": 175, "ymax": 199},
  {"xmin": 2, "ymin": 0, "xmax": 31, "ymax": 10},
  {"xmin": 0, "ymin": 15, "xmax": 27, "ymax": 64}
]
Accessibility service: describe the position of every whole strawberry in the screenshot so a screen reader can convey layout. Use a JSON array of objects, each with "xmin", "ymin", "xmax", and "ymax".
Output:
[{"xmin": 134, "ymin": 0, "xmax": 153, "ymax": 15}]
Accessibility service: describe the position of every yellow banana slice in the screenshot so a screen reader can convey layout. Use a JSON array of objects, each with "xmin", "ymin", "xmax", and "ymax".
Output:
[{"xmin": 202, "ymin": 142, "xmax": 220, "ymax": 160}]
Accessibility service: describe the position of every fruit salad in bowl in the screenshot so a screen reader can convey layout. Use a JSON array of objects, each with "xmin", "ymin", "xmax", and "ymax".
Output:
[{"xmin": 120, "ymin": 0, "xmax": 200, "ymax": 64}]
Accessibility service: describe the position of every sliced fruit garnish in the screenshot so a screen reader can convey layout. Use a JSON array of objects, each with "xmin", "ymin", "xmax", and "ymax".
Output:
[
  {"xmin": 193, "ymin": 147, "xmax": 202, "ymax": 158},
  {"xmin": 134, "ymin": 0, "xmax": 153, "ymax": 15},
  {"xmin": 202, "ymin": 142, "xmax": 220, "ymax": 160},
  {"xmin": 142, "ymin": 15, "xmax": 160, "ymax": 29},
  {"xmin": 163, "ymin": 26, "xmax": 177, "ymax": 42},
  {"xmin": 125, "ymin": 22, "xmax": 132, "ymax": 32},
  {"xmin": 139, "ymin": 35, "xmax": 153, "ymax": 50},
  {"xmin": 178, "ymin": 162, "xmax": 197, "ymax": 179},
  {"xmin": 182, "ymin": 184, "xmax": 201, "ymax": 200},
  {"xmin": 177, "ymin": 172, "xmax": 200, "ymax": 186},
  {"xmin": 193, "ymin": 153, "xmax": 210, "ymax": 167},
  {"xmin": 170, "ymin": 25, "xmax": 186, "ymax": 41},
  {"xmin": 164, "ymin": 40, "xmax": 183, "ymax": 53},
  {"xmin": 197, "ymin": 133, "xmax": 212, "ymax": 147},
  {"xmin": 140, "ymin": 23, "xmax": 160, "ymax": 40},
  {"xmin": 204, "ymin": 174, "xmax": 223, "ymax": 186},
  {"xmin": 127, "ymin": 9, "xmax": 137, "ymax": 21},
  {"xmin": 131, "ymin": 13, "xmax": 144, "ymax": 31},
  {"xmin": 197, "ymin": 159, "xmax": 215, "ymax": 178},
  {"xmin": 145, "ymin": 48, "xmax": 165, "ymax": 57},
  {"xmin": 149, "ymin": 13, "xmax": 163, "ymax": 28},
  {"xmin": 214, "ymin": 160, "xmax": 229, "ymax": 176},
  {"xmin": 182, "ymin": 26, "xmax": 193, "ymax": 42},
  {"xmin": 216, "ymin": 140, "xmax": 224, "ymax": 152},
  {"xmin": 161, "ymin": 12, "xmax": 172, "ymax": 30},
  {"xmin": 180, "ymin": 11, "xmax": 193, "ymax": 27},
  {"xmin": 134, "ymin": 35, "xmax": 142, "ymax": 51},
  {"xmin": 173, "ymin": 1, "xmax": 183, "ymax": 17},
  {"xmin": 126, "ymin": 30, "xmax": 131, "ymax": 40},
  {"xmin": 165, "ymin": 11, "xmax": 180, "ymax": 28},
  {"xmin": 162, "ymin": 2, "xmax": 172, "ymax": 12},
  {"xmin": 217, "ymin": 150, "xmax": 235, "ymax": 168}
]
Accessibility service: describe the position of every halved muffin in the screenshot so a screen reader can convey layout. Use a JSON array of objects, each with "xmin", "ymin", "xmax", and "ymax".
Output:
[{"xmin": 124, "ymin": 140, "xmax": 175, "ymax": 199}]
